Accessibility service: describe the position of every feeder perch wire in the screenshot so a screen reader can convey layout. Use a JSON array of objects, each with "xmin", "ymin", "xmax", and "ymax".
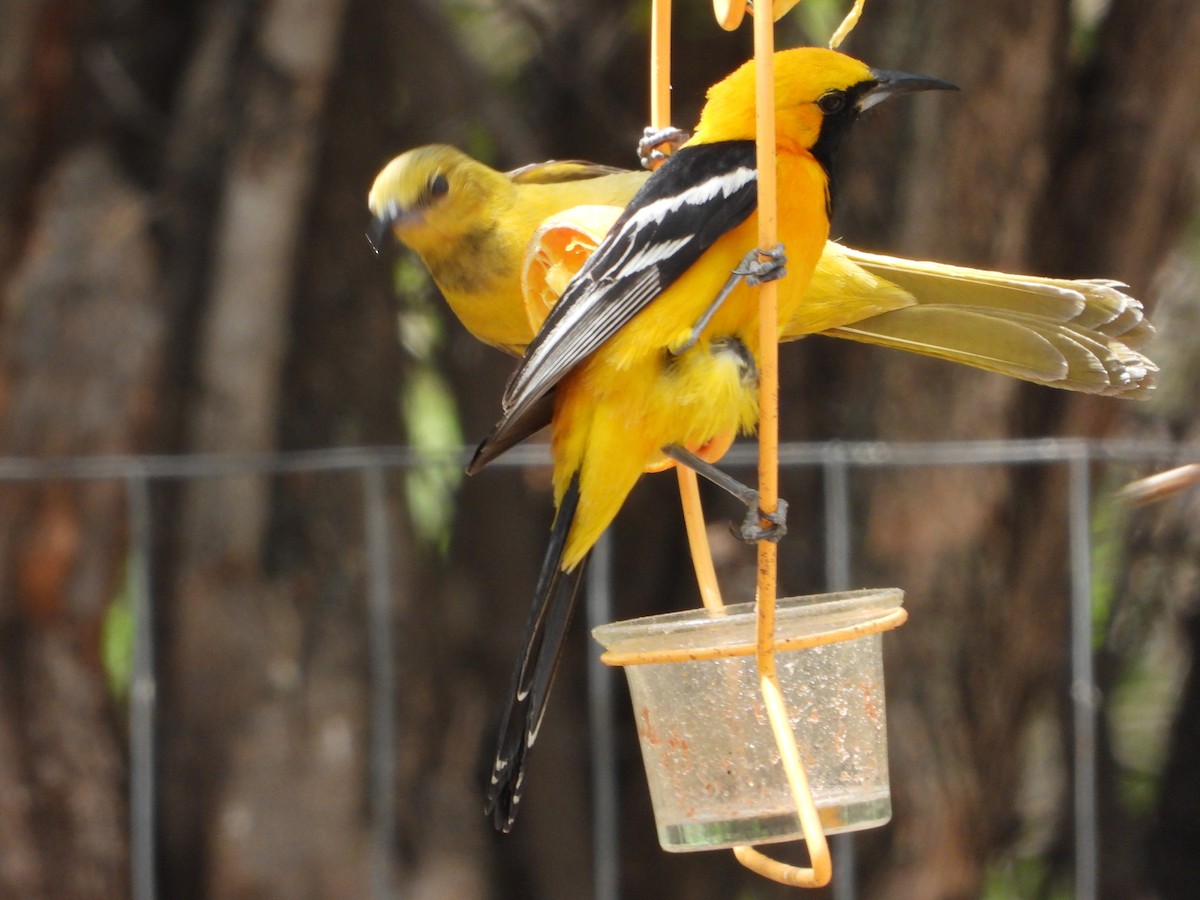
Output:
[{"xmin": 603, "ymin": 0, "xmax": 875, "ymax": 887}]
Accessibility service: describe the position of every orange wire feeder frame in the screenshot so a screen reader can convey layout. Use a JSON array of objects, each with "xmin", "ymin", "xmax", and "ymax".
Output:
[{"xmin": 522, "ymin": 0, "xmax": 904, "ymax": 889}]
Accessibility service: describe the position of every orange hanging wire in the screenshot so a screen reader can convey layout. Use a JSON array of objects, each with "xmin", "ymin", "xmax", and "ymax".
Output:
[
  {"xmin": 640, "ymin": 0, "xmax": 871, "ymax": 887},
  {"xmin": 751, "ymin": 0, "xmax": 781, "ymax": 666},
  {"xmin": 746, "ymin": 0, "xmax": 831, "ymax": 886},
  {"xmin": 651, "ymin": 0, "xmax": 672, "ymax": 128},
  {"xmin": 648, "ymin": 0, "xmax": 728, "ymax": 614}
]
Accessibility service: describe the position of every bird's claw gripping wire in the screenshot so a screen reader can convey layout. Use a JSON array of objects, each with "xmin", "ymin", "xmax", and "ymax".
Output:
[
  {"xmin": 736, "ymin": 497, "xmax": 788, "ymax": 543},
  {"xmin": 734, "ymin": 244, "xmax": 788, "ymax": 286},
  {"xmin": 638, "ymin": 126, "xmax": 691, "ymax": 169},
  {"xmin": 670, "ymin": 244, "xmax": 789, "ymax": 357},
  {"xmin": 663, "ymin": 446, "xmax": 789, "ymax": 544}
]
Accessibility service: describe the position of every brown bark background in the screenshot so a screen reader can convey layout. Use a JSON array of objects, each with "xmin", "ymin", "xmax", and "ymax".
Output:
[{"xmin": 0, "ymin": 1, "xmax": 1197, "ymax": 898}]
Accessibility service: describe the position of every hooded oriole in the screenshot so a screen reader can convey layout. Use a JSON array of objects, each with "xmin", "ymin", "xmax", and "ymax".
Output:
[
  {"xmin": 369, "ymin": 156, "xmax": 1156, "ymax": 397},
  {"xmin": 464, "ymin": 46, "xmax": 955, "ymax": 831}
]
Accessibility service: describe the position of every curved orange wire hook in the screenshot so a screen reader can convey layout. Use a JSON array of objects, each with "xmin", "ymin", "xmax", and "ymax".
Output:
[
  {"xmin": 745, "ymin": 2, "xmax": 832, "ymax": 885},
  {"xmin": 644, "ymin": 0, "xmax": 870, "ymax": 888},
  {"xmin": 714, "ymin": 0, "xmax": 865, "ymax": 46}
]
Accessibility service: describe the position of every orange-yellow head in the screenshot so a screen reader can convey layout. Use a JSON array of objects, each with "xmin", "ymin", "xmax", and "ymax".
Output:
[{"xmin": 691, "ymin": 46, "xmax": 956, "ymax": 165}]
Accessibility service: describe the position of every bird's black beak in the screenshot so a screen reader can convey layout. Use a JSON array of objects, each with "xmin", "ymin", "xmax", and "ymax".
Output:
[
  {"xmin": 861, "ymin": 68, "xmax": 959, "ymax": 111},
  {"xmin": 366, "ymin": 202, "xmax": 400, "ymax": 255},
  {"xmin": 366, "ymin": 218, "xmax": 388, "ymax": 255}
]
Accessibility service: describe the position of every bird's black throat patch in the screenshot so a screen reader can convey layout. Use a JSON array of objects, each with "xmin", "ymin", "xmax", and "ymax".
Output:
[{"xmin": 810, "ymin": 79, "xmax": 878, "ymax": 214}]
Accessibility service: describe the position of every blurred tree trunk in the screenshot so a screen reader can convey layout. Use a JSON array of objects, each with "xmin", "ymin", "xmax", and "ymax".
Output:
[
  {"xmin": 822, "ymin": 2, "xmax": 1200, "ymax": 898},
  {"xmin": 156, "ymin": 0, "xmax": 540, "ymax": 897},
  {"xmin": 0, "ymin": 3, "xmax": 162, "ymax": 896},
  {"xmin": 156, "ymin": 1, "xmax": 365, "ymax": 897}
]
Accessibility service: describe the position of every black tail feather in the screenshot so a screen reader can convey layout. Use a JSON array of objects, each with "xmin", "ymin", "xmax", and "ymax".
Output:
[{"xmin": 486, "ymin": 473, "xmax": 587, "ymax": 832}]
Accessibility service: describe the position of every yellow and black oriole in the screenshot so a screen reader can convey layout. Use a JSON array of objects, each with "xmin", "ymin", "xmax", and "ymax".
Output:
[
  {"xmin": 368, "ymin": 47, "xmax": 1157, "ymax": 833},
  {"xmin": 476, "ymin": 47, "xmax": 952, "ymax": 831}
]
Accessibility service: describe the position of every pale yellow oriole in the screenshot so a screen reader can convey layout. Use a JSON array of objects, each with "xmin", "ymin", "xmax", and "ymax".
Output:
[
  {"xmin": 369, "ymin": 158, "xmax": 1156, "ymax": 396},
  {"xmin": 370, "ymin": 150, "xmax": 646, "ymax": 354}
]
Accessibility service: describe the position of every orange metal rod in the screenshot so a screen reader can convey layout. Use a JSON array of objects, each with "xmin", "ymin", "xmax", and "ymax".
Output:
[
  {"xmin": 651, "ymin": 0, "xmax": 728, "ymax": 612},
  {"xmin": 753, "ymin": 0, "xmax": 781, "ymax": 679}
]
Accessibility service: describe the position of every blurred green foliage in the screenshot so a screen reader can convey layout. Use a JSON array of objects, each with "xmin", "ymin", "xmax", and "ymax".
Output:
[
  {"xmin": 102, "ymin": 562, "xmax": 135, "ymax": 701},
  {"xmin": 394, "ymin": 256, "xmax": 464, "ymax": 555}
]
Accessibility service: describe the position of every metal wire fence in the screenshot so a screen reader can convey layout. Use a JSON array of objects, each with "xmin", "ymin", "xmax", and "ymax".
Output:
[{"xmin": 3, "ymin": 436, "xmax": 1197, "ymax": 900}]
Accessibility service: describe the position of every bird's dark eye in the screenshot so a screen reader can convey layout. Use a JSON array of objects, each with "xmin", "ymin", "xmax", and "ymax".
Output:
[
  {"xmin": 427, "ymin": 173, "xmax": 449, "ymax": 201},
  {"xmin": 817, "ymin": 90, "xmax": 848, "ymax": 115}
]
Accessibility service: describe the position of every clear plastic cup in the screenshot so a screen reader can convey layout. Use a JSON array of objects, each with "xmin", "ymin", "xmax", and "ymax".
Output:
[{"xmin": 592, "ymin": 588, "xmax": 902, "ymax": 852}]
